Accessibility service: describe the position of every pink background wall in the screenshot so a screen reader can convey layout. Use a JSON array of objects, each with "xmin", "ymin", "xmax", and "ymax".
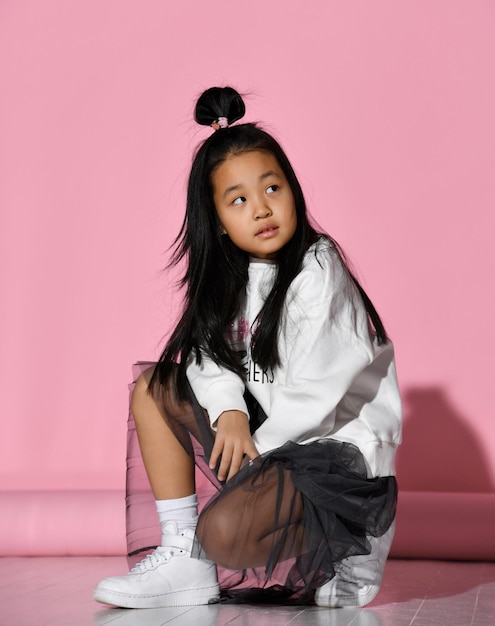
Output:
[{"xmin": 1, "ymin": 1, "xmax": 494, "ymax": 501}]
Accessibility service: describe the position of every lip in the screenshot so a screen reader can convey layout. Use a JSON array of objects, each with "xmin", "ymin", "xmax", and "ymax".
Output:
[{"xmin": 255, "ymin": 224, "xmax": 279, "ymax": 238}]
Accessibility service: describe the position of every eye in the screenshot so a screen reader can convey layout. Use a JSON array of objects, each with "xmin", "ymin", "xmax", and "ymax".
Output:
[
  {"xmin": 266, "ymin": 185, "xmax": 279, "ymax": 194},
  {"xmin": 232, "ymin": 196, "xmax": 246, "ymax": 206}
]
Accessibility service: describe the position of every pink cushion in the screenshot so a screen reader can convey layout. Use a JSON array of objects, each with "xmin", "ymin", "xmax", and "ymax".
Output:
[
  {"xmin": 2, "ymin": 490, "xmax": 494, "ymax": 559},
  {"xmin": 0, "ymin": 490, "xmax": 126, "ymax": 556}
]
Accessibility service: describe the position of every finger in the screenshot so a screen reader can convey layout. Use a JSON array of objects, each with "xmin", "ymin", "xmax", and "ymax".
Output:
[
  {"xmin": 209, "ymin": 436, "xmax": 223, "ymax": 470},
  {"xmin": 226, "ymin": 446, "xmax": 244, "ymax": 482},
  {"xmin": 217, "ymin": 443, "xmax": 233, "ymax": 482}
]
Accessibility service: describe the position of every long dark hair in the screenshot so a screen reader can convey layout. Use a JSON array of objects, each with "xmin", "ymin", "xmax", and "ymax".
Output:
[{"xmin": 150, "ymin": 87, "xmax": 386, "ymax": 398}]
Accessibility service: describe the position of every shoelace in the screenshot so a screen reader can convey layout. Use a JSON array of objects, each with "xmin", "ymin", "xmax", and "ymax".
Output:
[{"xmin": 129, "ymin": 548, "xmax": 171, "ymax": 574}]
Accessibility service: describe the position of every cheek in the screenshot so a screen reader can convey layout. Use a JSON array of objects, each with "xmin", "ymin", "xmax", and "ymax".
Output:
[
  {"xmin": 217, "ymin": 212, "xmax": 232, "ymax": 235},
  {"xmin": 214, "ymin": 207, "xmax": 227, "ymax": 234}
]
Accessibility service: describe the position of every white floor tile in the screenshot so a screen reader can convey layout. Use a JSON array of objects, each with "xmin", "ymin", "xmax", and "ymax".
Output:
[{"xmin": 0, "ymin": 558, "xmax": 494, "ymax": 626}]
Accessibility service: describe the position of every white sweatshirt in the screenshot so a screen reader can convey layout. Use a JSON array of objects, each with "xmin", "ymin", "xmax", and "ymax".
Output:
[{"xmin": 186, "ymin": 239, "xmax": 402, "ymax": 478}]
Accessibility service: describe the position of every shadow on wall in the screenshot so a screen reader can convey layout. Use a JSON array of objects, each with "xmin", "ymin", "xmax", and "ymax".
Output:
[{"xmin": 395, "ymin": 386, "xmax": 494, "ymax": 492}]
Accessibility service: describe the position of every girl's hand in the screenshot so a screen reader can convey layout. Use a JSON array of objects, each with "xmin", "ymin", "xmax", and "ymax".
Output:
[{"xmin": 210, "ymin": 410, "xmax": 259, "ymax": 481}]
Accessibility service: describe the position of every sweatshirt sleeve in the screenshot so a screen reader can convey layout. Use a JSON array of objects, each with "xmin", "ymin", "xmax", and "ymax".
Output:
[
  {"xmin": 251, "ymin": 246, "xmax": 375, "ymax": 454},
  {"xmin": 186, "ymin": 353, "xmax": 249, "ymax": 429}
]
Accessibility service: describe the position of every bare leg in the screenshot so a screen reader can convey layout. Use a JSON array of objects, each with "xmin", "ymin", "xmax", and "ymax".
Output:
[
  {"xmin": 197, "ymin": 464, "xmax": 306, "ymax": 570},
  {"xmin": 131, "ymin": 367, "xmax": 195, "ymax": 500},
  {"xmin": 133, "ymin": 370, "xmax": 305, "ymax": 571},
  {"xmin": 93, "ymin": 370, "xmax": 220, "ymax": 610}
]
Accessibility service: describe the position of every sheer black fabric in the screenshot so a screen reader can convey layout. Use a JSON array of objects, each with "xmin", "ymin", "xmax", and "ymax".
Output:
[{"xmin": 126, "ymin": 363, "xmax": 397, "ymax": 602}]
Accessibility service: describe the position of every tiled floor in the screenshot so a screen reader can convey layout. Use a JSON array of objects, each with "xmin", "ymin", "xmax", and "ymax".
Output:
[{"xmin": 1, "ymin": 557, "xmax": 494, "ymax": 626}]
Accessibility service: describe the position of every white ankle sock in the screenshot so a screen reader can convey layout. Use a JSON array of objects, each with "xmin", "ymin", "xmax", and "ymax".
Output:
[{"xmin": 155, "ymin": 494, "xmax": 198, "ymax": 540}]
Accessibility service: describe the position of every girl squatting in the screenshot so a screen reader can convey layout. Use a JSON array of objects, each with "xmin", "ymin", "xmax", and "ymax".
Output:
[{"xmin": 94, "ymin": 86, "xmax": 402, "ymax": 608}]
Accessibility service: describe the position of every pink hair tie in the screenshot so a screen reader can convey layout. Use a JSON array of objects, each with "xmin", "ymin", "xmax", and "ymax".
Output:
[{"xmin": 211, "ymin": 116, "xmax": 229, "ymax": 130}]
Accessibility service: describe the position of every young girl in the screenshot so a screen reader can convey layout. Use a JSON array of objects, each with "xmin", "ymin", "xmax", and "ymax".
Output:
[{"xmin": 94, "ymin": 86, "xmax": 401, "ymax": 609}]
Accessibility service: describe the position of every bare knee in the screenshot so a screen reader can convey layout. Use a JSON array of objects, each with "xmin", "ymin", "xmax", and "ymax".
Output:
[{"xmin": 196, "ymin": 507, "xmax": 241, "ymax": 569}]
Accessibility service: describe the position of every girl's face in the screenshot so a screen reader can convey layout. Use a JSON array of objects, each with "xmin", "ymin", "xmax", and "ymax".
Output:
[{"xmin": 212, "ymin": 150, "xmax": 297, "ymax": 259}]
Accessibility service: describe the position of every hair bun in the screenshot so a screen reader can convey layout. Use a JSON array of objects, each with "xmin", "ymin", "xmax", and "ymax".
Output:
[{"xmin": 195, "ymin": 86, "xmax": 246, "ymax": 128}]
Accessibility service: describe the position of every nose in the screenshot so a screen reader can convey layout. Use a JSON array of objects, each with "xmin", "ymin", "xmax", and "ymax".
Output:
[{"xmin": 253, "ymin": 197, "xmax": 272, "ymax": 220}]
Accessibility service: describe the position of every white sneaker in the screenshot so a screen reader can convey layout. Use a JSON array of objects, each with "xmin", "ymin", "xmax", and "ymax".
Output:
[
  {"xmin": 93, "ymin": 526, "xmax": 220, "ymax": 609},
  {"xmin": 315, "ymin": 522, "xmax": 395, "ymax": 608}
]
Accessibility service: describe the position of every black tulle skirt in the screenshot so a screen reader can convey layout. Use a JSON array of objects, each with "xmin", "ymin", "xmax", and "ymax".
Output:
[{"xmin": 126, "ymin": 363, "xmax": 397, "ymax": 603}]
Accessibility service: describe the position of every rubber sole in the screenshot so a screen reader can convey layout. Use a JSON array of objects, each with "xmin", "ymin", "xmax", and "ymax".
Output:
[
  {"xmin": 93, "ymin": 583, "xmax": 221, "ymax": 609},
  {"xmin": 315, "ymin": 582, "xmax": 380, "ymax": 608}
]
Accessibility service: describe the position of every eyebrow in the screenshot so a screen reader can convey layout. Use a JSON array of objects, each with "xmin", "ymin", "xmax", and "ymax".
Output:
[
  {"xmin": 260, "ymin": 169, "xmax": 280, "ymax": 181},
  {"xmin": 222, "ymin": 170, "xmax": 281, "ymax": 198}
]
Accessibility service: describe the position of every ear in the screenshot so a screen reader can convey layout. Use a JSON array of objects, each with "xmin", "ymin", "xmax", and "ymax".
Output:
[{"xmin": 219, "ymin": 223, "xmax": 227, "ymax": 235}]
